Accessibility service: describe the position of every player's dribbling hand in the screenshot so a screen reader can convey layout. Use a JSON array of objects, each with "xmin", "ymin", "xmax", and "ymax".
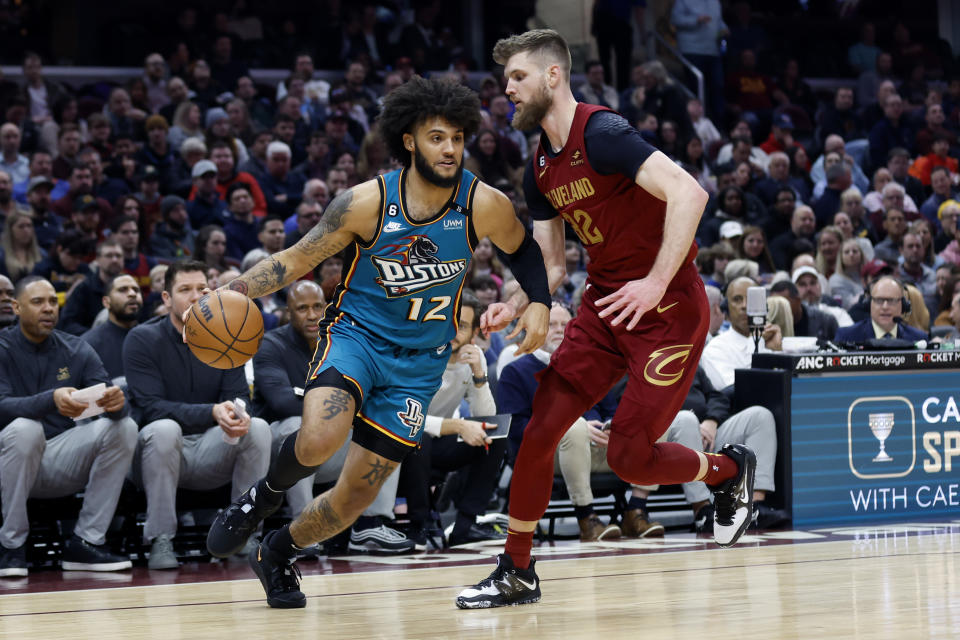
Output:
[
  {"xmin": 480, "ymin": 301, "xmax": 517, "ymax": 334},
  {"xmin": 97, "ymin": 386, "xmax": 126, "ymax": 413},
  {"xmin": 180, "ymin": 288, "xmax": 214, "ymax": 343},
  {"xmin": 213, "ymin": 400, "xmax": 250, "ymax": 438},
  {"xmin": 596, "ymin": 277, "xmax": 667, "ymax": 331},
  {"xmin": 509, "ymin": 302, "xmax": 549, "ymax": 355}
]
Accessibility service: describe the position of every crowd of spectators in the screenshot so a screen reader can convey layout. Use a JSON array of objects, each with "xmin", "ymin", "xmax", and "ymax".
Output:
[{"xmin": 1, "ymin": 4, "xmax": 958, "ymax": 575}]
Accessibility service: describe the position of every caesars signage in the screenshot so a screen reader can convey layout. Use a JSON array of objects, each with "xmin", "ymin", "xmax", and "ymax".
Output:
[{"xmin": 789, "ymin": 371, "xmax": 960, "ymax": 527}]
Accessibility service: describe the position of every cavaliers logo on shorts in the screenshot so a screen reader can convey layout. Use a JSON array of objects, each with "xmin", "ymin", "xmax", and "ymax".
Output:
[{"xmin": 643, "ymin": 344, "xmax": 694, "ymax": 387}]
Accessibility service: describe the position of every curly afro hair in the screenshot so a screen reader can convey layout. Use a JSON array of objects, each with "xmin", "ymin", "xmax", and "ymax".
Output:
[{"xmin": 377, "ymin": 76, "xmax": 482, "ymax": 167}]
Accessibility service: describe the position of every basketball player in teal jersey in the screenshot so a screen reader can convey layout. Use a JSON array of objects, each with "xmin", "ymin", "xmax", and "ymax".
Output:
[{"xmin": 202, "ymin": 76, "xmax": 552, "ymax": 609}]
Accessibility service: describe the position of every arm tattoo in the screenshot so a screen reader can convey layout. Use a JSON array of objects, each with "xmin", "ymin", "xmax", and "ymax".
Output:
[
  {"xmin": 321, "ymin": 389, "xmax": 352, "ymax": 420},
  {"xmin": 296, "ymin": 189, "xmax": 354, "ymax": 257},
  {"xmin": 226, "ymin": 256, "xmax": 297, "ymax": 299},
  {"xmin": 225, "ymin": 189, "xmax": 356, "ymax": 300},
  {"xmin": 226, "ymin": 280, "xmax": 248, "ymax": 295},
  {"xmin": 360, "ymin": 458, "xmax": 396, "ymax": 487},
  {"xmin": 290, "ymin": 494, "xmax": 347, "ymax": 546}
]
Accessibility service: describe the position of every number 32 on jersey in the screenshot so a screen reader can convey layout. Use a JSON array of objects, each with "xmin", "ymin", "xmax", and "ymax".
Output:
[{"xmin": 561, "ymin": 209, "xmax": 604, "ymax": 246}]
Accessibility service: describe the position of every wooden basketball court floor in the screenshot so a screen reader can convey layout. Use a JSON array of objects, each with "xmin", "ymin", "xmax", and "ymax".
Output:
[{"xmin": 1, "ymin": 521, "xmax": 958, "ymax": 640}]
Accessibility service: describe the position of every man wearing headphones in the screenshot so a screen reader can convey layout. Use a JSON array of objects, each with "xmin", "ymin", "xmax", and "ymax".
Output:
[{"xmin": 835, "ymin": 275, "xmax": 928, "ymax": 343}]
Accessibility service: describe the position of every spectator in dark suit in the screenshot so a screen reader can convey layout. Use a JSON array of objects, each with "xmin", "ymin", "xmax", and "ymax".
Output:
[
  {"xmin": 835, "ymin": 275, "xmax": 928, "ymax": 343},
  {"xmin": 223, "ymin": 183, "xmax": 260, "ymax": 261},
  {"xmin": 58, "ymin": 238, "xmax": 125, "ymax": 335},
  {"xmin": 769, "ymin": 279, "xmax": 839, "ymax": 341},
  {"xmin": 869, "ymin": 94, "xmax": 913, "ymax": 172},
  {"xmin": 0, "ymin": 276, "xmax": 136, "ymax": 576},
  {"xmin": 80, "ymin": 273, "xmax": 142, "ymax": 381},
  {"xmin": 123, "ymin": 260, "xmax": 270, "ymax": 570}
]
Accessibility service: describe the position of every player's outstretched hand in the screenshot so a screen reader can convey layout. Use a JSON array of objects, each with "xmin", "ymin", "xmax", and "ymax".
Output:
[
  {"xmin": 596, "ymin": 277, "xmax": 667, "ymax": 331},
  {"xmin": 480, "ymin": 301, "xmax": 517, "ymax": 335},
  {"xmin": 509, "ymin": 301, "xmax": 549, "ymax": 355}
]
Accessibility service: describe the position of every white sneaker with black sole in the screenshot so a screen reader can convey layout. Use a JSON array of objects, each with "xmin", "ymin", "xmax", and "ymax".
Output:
[
  {"xmin": 348, "ymin": 521, "xmax": 415, "ymax": 554},
  {"xmin": 709, "ymin": 444, "xmax": 757, "ymax": 547}
]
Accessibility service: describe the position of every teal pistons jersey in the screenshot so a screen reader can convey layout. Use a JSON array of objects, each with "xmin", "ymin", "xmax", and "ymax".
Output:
[{"xmin": 324, "ymin": 167, "xmax": 480, "ymax": 350}]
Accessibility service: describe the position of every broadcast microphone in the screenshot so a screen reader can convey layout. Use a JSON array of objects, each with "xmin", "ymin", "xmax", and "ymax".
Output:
[{"xmin": 746, "ymin": 286, "xmax": 767, "ymax": 354}]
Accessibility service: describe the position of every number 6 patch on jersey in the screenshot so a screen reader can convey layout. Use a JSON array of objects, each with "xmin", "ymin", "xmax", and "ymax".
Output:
[{"xmin": 397, "ymin": 398, "xmax": 425, "ymax": 438}]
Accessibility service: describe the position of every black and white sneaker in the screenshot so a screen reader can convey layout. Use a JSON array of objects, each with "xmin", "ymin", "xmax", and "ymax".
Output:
[
  {"xmin": 249, "ymin": 531, "xmax": 306, "ymax": 609},
  {"xmin": 0, "ymin": 544, "xmax": 28, "ymax": 577},
  {"xmin": 61, "ymin": 536, "xmax": 132, "ymax": 572},
  {"xmin": 207, "ymin": 480, "xmax": 283, "ymax": 558},
  {"xmin": 710, "ymin": 444, "xmax": 757, "ymax": 547},
  {"xmin": 348, "ymin": 519, "xmax": 415, "ymax": 554},
  {"xmin": 455, "ymin": 554, "xmax": 541, "ymax": 609}
]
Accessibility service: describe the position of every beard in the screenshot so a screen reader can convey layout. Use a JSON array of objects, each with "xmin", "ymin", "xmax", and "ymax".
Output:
[
  {"xmin": 512, "ymin": 81, "xmax": 552, "ymax": 132},
  {"xmin": 413, "ymin": 147, "xmax": 462, "ymax": 188},
  {"xmin": 113, "ymin": 303, "xmax": 141, "ymax": 323}
]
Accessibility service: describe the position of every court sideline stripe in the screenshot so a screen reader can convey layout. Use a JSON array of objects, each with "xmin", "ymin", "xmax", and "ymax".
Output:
[{"xmin": 1, "ymin": 549, "xmax": 956, "ymax": 619}]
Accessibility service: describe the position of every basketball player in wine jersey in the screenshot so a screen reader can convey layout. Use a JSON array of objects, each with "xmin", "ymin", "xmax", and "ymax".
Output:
[{"xmin": 457, "ymin": 29, "xmax": 757, "ymax": 609}]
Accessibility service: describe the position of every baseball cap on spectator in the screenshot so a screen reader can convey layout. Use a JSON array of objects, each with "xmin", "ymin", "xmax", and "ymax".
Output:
[
  {"xmin": 27, "ymin": 175, "xmax": 55, "ymax": 193},
  {"xmin": 73, "ymin": 194, "xmax": 100, "ymax": 212},
  {"xmin": 791, "ymin": 266, "xmax": 820, "ymax": 284},
  {"xmin": 773, "ymin": 113, "xmax": 794, "ymax": 129},
  {"xmin": 205, "ymin": 107, "xmax": 228, "ymax": 129},
  {"xmin": 719, "ymin": 220, "xmax": 744, "ymax": 239},
  {"xmin": 938, "ymin": 199, "xmax": 960, "ymax": 220},
  {"xmin": 138, "ymin": 165, "xmax": 159, "ymax": 182},
  {"xmin": 145, "ymin": 114, "xmax": 169, "ymax": 131},
  {"xmin": 862, "ymin": 259, "xmax": 893, "ymax": 279},
  {"xmin": 161, "ymin": 195, "xmax": 185, "ymax": 218},
  {"xmin": 329, "ymin": 88, "xmax": 349, "ymax": 104},
  {"xmin": 192, "ymin": 160, "xmax": 217, "ymax": 178},
  {"xmin": 327, "ymin": 111, "xmax": 350, "ymax": 123}
]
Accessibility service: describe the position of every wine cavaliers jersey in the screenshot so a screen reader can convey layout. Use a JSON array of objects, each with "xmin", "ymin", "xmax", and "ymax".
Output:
[{"xmin": 530, "ymin": 102, "xmax": 698, "ymax": 291}]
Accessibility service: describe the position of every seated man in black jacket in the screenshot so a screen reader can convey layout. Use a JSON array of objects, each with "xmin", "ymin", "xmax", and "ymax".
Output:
[
  {"xmin": 58, "ymin": 238, "xmax": 125, "ymax": 335},
  {"xmin": 769, "ymin": 279, "xmax": 839, "ymax": 341},
  {"xmin": 81, "ymin": 273, "xmax": 142, "ymax": 381},
  {"xmin": 123, "ymin": 260, "xmax": 271, "ymax": 570},
  {"xmin": 663, "ymin": 366, "xmax": 788, "ymax": 532},
  {"xmin": 0, "ymin": 276, "xmax": 136, "ymax": 577},
  {"xmin": 252, "ymin": 280, "xmax": 414, "ymax": 554}
]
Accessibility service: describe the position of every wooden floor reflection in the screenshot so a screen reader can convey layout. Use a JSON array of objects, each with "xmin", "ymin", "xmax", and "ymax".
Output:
[{"xmin": 1, "ymin": 522, "xmax": 958, "ymax": 639}]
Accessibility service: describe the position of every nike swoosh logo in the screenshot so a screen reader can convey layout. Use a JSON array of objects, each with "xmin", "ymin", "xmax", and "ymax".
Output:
[
  {"xmin": 657, "ymin": 301, "xmax": 678, "ymax": 313},
  {"xmin": 538, "ymin": 168, "xmax": 547, "ymax": 178},
  {"xmin": 515, "ymin": 576, "xmax": 537, "ymax": 590},
  {"xmin": 257, "ymin": 547, "xmax": 262, "ymax": 562}
]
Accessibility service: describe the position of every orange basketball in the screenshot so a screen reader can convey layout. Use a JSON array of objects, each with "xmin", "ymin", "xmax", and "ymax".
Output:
[{"xmin": 185, "ymin": 290, "xmax": 264, "ymax": 369}]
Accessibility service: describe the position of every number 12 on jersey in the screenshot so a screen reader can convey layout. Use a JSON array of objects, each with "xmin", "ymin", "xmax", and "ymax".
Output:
[{"xmin": 407, "ymin": 296, "xmax": 451, "ymax": 322}]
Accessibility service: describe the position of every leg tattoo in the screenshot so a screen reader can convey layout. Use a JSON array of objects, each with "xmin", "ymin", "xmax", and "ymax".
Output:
[
  {"xmin": 321, "ymin": 389, "xmax": 352, "ymax": 420},
  {"xmin": 290, "ymin": 494, "xmax": 347, "ymax": 546},
  {"xmin": 360, "ymin": 459, "xmax": 395, "ymax": 487}
]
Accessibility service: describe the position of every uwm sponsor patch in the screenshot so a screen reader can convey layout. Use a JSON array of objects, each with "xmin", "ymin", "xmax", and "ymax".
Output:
[{"xmin": 372, "ymin": 256, "xmax": 467, "ymax": 297}]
